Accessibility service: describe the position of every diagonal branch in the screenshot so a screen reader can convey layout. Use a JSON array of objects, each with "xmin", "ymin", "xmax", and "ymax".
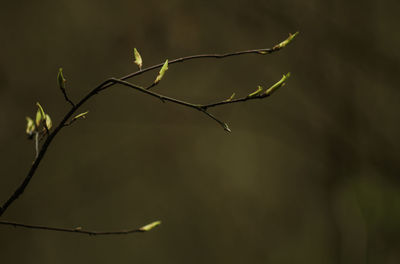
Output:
[
  {"xmin": 105, "ymin": 78, "xmax": 231, "ymax": 131},
  {"xmin": 0, "ymin": 220, "xmax": 161, "ymax": 236}
]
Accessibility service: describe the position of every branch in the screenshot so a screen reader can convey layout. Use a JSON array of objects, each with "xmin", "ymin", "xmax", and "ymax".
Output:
[
  {"xmin": 105, "ymin": 73, "xmax": 289, "ymax": 132},
  {"xmin": 98, "ymin": 32, "xmax": 298, "ymax": 92},
  {"xmin": 0, "ymin": 32, "xmax": 297, "ymax": 230},
  {"xmin": 0, "ymin": 220, "xmax": 161, "ymax": 236}
]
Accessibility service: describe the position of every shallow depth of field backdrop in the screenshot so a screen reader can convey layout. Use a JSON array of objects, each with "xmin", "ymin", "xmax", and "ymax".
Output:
[{"xmin": 0, "ymin": 0, "xmax": 399, "ymax": 263}]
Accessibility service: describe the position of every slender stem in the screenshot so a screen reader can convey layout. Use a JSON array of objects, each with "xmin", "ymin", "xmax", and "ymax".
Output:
[
  {"xmin": 34, "ymin": 132, "xmax": 39, "ymax": 159},
  {"xmin": 0, "ymin": 220, "xmax": 155, "ymax": 236},
  {"xmin": 199, "ymin": 110, "xmax": 231, "ymax": 132},
  {"xmin": 108, "ymin": 78, "xmax": 200, "ymax": 109},
  {"xmin": 60, "ymin": 88, "xmax": 75, "ymax": 107}
]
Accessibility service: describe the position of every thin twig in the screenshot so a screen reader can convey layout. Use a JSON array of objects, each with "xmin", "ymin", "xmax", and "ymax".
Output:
[
  {"xmin": 202, "ymin": 93, "xmax": 270, "ymax": 109},
  {"xmin": 106, "ymin": 78, "xmax": 231, "ymax": 131},
  {"xmin": 0, "ymin": 220, "xmax": 156, "ymax": 236},
  {"xmin": 107, "ymin": 78, "xmax": 200, "ymax": 109},
  {"xmin": 58, "ymin": 68, "xmax": 76, "ymax": 107},
  {"xmin": 60, "ymin": 88, "xmax": 75, "ymax": 107},
  {"xmin": 200, "ymin": 109, "xmax": 231, "ymax": 132},
  {"xmin": 97, "ymin": 46, "xmax": 282, "ymax": 93}
]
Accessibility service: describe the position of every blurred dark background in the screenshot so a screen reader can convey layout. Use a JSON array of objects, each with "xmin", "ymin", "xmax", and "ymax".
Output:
[{"xmin": 1, "ymin": 0, "xmax": 399, "ymax": 263}]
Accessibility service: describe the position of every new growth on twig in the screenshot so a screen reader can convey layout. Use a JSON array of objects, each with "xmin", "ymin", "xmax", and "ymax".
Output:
[
  {"xmin": 0, "ymin": 220, "xmax": 161, "ymax": 236},
  {"xmin": 0, "ymin": 32, "xmax": 299, "ymax": 235}
]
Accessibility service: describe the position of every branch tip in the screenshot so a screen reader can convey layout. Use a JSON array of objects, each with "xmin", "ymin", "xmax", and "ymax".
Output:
[
  {"xmin": 223, "ymin": 123, "xmax": 232, "ymax": 133},
  {"xmin": 264, "ymin": 72, "xmax": 291, "ymax": 96},
  {"xmin": 274, "ymin": 31, "xmax": 299, "ymax": 50},
  {"xmin": 139, "ymin": 220, "xmax": 162, "ymax": 232}
]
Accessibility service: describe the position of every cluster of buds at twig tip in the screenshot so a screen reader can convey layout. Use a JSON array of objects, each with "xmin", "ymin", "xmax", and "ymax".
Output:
[{"xmin": 25, "ymin": 102, "xmax": 52, "ymax": 139}]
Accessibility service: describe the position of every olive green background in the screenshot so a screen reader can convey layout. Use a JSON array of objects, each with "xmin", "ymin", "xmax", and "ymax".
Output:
[{"xmin": 1, "ymin": 0, "xmax": 399, "ymax": 263}]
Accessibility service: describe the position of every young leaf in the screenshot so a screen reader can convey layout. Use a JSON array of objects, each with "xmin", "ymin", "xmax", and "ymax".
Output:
[
  {"xmin": 225, "ymin": 93, "xmax": 236, "ymax": 102},
  {"xmin": 133, "ymin": 48, "xmax": 143, "ymax": 70},
  {"xmin": 154, "ymin": 60, "xmax": 169, "ymax": 84},
  {"xmin": 35, "ymin": 102, "xmax": 46, "ymax": 126},
  {"xmin": 248, "ymin": 86, "xmax": 263, "ymax": 97},
  {"xmin": 274, "ymin": 32, "xmax": 299, "ymax": 50},
  {"xmin": 36, "ymin": 102, "xmax": 45, "ymax": 118},
  {"xmin": 57, "ymin": 68, "xmax": 66, "ymax": 90},
  {"xmin": 139, "ymin": 221, "xmax": 161, "ymax": 232},
  {"xmin": 25, "ymin": 117, "xmax": 35, "ymax": 135},
  {"xmin": 265, "ymin": 73, "xmax": 291, "ymax": 96},
  {"xmin": 45, "ymin": 114, "xmax": 52, "ymax": 130},
  {"xmin": 35, "ymin": 102, "xmax": 49, "ymax": 130},
  {"xmin": 73, "ymin": 111, "xmax": 89, "ymax": 120},
  {"xmin": 35, "ymin": 109, "xmax": 42, "ymax": 127}
]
